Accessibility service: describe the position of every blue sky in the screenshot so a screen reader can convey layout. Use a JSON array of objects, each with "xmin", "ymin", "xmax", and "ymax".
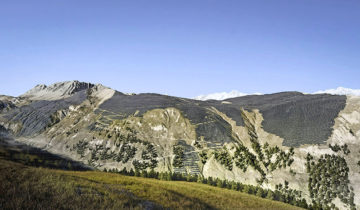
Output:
[{"xmin": 1, "ymin": 0, "xmax": 359, "ymax": 98}]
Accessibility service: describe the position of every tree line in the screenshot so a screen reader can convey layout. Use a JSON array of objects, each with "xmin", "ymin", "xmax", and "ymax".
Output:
[{"xmin": 103, "ymin": 168, "xmax": 310, "ymax": 209}]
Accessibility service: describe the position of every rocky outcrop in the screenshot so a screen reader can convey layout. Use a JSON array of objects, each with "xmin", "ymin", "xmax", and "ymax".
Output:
[
  {"xmin": 0, "ymin": 95, "xmax": 16, "ymax": 113},
  {"xmin": 21, "ymin": 80, "xmax": 94, "ymax": 101}
]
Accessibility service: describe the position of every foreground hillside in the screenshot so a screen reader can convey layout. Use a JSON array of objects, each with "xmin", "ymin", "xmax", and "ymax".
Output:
[{"xmin": 0, "ymin": 158, "xmax": 300, "ymax": 210}]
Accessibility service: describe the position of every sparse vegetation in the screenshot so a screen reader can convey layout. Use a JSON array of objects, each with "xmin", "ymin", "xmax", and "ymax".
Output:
[
  {"xmin": 228, "ymin": 111, "xmax": 296, "ymax": 184},
  {"xmin": 341, "ymin": 144, "xmax": 350, "ymax": 155},
  {"xmin": 194, "ymin": 140, "xmax": 202, "ymax": 149},
  {"xmin": 133, "ymin": 144, "xmax": 159, "ymax": 170},
  {"xmin": 275, "ymin": 181, "xmax": 306, "ymax": 207},
  {"xmin": 122, "ymin": 144, "xmax": 137, "ymax": 163},
  {"xmin": 329, "ymin": 143, "xmax": 341, "ymax": 152},
  {"xmin": 141, "ymin": 144, "xmax": 158, "ymax": 160},
  {"xmin": 349, "ymin": 129, "xmax": 355, "ymax": 136},
  {"xmin": 173, "ymin": 145, "xmax": 185, "ymax": 168},
  {"xmin": 214, "ymin": 148, "xmax": 233, "ymax": 170},
  {"xmin": 290, "ymin": 168, "xmax": 296, "ymax": 176},
  {"xmin": 199, "ymin": 150, "xmax": 208, "ymax": 164},
  {"xmin": 233, "ymin": 144, "xmax": 255, "ymax": 173},
  {"xmin": 73, "ymin": 140, "xmax": 89, "ymax": 158},
  {"xmin": 232, "ymin": 141, "xmax": 294, "ymax": 185},
  {"xmin": 306, "ymin": 153, "xmax": 355, "ymax": 209},
  {"xmin": 329, "ymin": 143, "xmax": 350, "ymax": 155}
]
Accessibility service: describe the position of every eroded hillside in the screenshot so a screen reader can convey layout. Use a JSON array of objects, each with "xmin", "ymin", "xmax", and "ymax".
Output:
[{"xmin": 0, "ymin": 80, "xmax": 359, "ymax": 209}]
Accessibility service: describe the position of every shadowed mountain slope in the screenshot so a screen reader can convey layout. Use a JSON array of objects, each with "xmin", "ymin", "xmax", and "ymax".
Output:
[
  {"xmin": 99, "ymin": 91, "xmax": 346, "ymax": 147},
  {"xmin": 209, "ymin": 92, "xmax": 346, "ymax": 146}
]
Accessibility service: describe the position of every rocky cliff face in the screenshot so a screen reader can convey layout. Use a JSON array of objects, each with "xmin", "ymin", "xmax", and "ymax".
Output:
[
  {"xmin": 0, "ymin": 80, "xmax": 359, "ymax": 209},
  {"xmin": 20, "ymin": 80, "xmax": 94, "ymax": 101}
]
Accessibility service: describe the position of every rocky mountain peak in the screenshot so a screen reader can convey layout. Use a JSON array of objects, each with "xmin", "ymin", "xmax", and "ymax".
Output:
[{"xmin": 21, "ymin": 80, "xmax": 95, "ymax": 100}]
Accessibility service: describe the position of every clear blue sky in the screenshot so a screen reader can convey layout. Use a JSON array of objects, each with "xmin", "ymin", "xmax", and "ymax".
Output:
[{"xmin": 1, "ymin": 0, "xmax": 359, "ymax": 98}]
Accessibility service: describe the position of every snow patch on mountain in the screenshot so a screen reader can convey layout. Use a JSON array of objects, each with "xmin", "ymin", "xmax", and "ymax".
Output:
[
  {"xmin": 194, "ymin": 90, "xmax": 262, "ymax": 101},
  {"xmin": 195, "ymin": 87, "xmax": 360, "ymax": 101},
  {"xmin": 314, "ymin": 87, "xmax": 360, "ymax": 96}
]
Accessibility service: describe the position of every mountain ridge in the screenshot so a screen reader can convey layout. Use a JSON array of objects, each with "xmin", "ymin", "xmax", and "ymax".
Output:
[
  {"xmin": 195, "ymin": 87, "xmax": 360, "ymax": 101},
  {"xmin": 0, "ymin": 80, "xmax": 359, "ymax": 209},
  {"xmin": 20, "ymin": 80, "xmax": 95, "ymax": 100},
  {"xmin": 15, "ymin": 80, "xmax": 354, "ymax": 102}
]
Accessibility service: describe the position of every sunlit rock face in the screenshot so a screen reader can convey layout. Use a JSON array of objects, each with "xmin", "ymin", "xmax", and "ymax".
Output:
[{"xmin": 20, "ymin": 80, "xmax": 94, "ymax": 101}]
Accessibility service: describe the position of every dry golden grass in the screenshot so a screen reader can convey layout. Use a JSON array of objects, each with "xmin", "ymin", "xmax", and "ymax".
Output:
[{"xmin": 0, "ymin": 159, "xmax": 302, "ymax": 210}]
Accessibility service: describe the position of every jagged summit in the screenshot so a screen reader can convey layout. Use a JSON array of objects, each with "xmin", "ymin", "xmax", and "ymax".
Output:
[{"xmin": 21, "ymin": 80, "xmax": 95, "ymax": 100}]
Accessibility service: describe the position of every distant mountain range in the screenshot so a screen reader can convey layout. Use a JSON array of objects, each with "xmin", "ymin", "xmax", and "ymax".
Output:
[
  {"xmin": 195, "ymin": 87, "xmax": 360, "ymax": 101},
  {"xmin": 0, "ymin": 80, "xmax": 359, "ymax": 209}
]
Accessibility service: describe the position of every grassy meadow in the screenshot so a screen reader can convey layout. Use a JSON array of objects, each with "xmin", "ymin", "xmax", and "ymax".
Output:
[{"xmin": 0, "ymin": 158, "xmax": 303, "ymax": 210}]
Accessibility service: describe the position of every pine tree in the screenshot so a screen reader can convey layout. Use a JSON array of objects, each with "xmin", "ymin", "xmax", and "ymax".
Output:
[
  {"xmin": 134, "ymin": 169, "xmax": 140, "ymax": 177},
  {"xmin": 172, "ymin": 172, "xmax": 178, "ymax": 181},
  {"xmin": 141, "ymin": 170, "xmax": 148, "ymax": 178},
  {"xmin": 186, "ymin": 173, "xmax": 192, "ymax": 182},
  {"xmin": 236, "ymin": 183, "xmax": 242, "ymax": 191},
  {"xmin": 224, "ymin": 180, "xmax": 231, "ymax": 189},
  {"xmin": 159, "ymin": 172, "xmax": 165, "ymax": 180},
  {"xmin": 266, "ymin": 190, "xmax": 275, "ymax": 200},
  {"xmin": 256, "ymin": 188, "xmax": 264, "ymax": 197},
  {"xmin": 149, "ymin": 169, "xmax": 156, "ymax": 178},
  {"xmin": 215, "ymin": 178, "xmax": 221, "ymax": 188},
  {"xmin": 207, "ymin": 177, "xmax": 214, "ymax": 186},
  {"xmin": 166, "ymin": 172, "xmax": 172, "ymax": 181},
  {"xmin": 129, "ymin": 168, "xmax": 135, "ymax": 176},
  {"xmin": 67, "ymin": 162, "xmax": 73, "ymax": 170},
  {"xmin": 230, "ymin": 181, "xmax": 237, "ymax": 190},
  {"xmin": 120, "ymin": 167, "xmax": 127, "ymax": 175},
  {"xmin": 242, "ymin": 185, "xmax": 251, "ymax": 194},
  {"xmin": 299, "ymin": 198, "xmax": 308, "ymax": 209},
  {"xmin": 201, "ymin": 176, "xmax": 207, "ymax": 184},
  {"xmin": 196, "ymin": 175, "xmax": 203, "ymax": 183}
]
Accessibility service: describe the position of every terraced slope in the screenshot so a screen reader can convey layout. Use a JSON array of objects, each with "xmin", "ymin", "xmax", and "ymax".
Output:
[
  {"xmin": 99, "ymin": 92, "xmax": 234, "ymax": 144},
  {"xmin": 3, "ymin": 91, "xmax": 88, "ymax": 136}
]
